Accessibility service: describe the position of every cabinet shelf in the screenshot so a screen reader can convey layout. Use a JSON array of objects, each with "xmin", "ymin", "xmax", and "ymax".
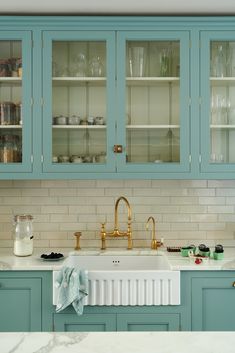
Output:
[
  {"xmin": 210, "ymin": 124, "xmax": 235, "ymax": 129},
  {"xmin": 0, "ymin": 77, "xmax": 22, "ymax": 85},
  {"xmin": 0, "ymin": 125, "xmax": 22, "ymax": 129},
  {"xmin": 210, "ymin": 77, "xmax": 235, "ymax": 86},
  {"xmin": 52, "ymin": 77, "xmax": 106, "ymax": 86},
  {"xmin": 52, "ymin": 125, "xmax": 106, "ymax": 129},
  {"xmin": 126, "ymin": 77, "xmax": 179, "ymax": 86},
  {"xmin": 126, "ymin": 125, "xmax": 180, "ymax": 129}
]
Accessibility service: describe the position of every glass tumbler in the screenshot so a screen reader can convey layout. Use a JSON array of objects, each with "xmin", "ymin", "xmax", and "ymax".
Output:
[{"xmin": 128, "ymin": 47, "xmax": 146, "ymax": 77}]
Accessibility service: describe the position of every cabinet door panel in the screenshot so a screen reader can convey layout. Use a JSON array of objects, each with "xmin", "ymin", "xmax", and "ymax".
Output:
[
  {"xmin": 42, "ymin": 31, "xmax": 116, "ymax": 173},
  {"xmin": 117, "ymin": 313, "xmax": 180, "ymax": 331},
  {"xmin": 0, "ymin": 277, "xmax": 41, "ymax": 331},
  {"xmin": 200, "ymin": 31, "xmax": 235, "ymax": 173},
  {"xmin": 0, "ymin": 31, "xmax": 32, "ymax": 173},
  {"xmin": 192, "ymin": 277, "xmax": 235, "ymax": 331},
  {"xmin": 54, "ymin": 313, "xmax": 116, "ymax": 332},
  {"xmin": 116, "ymin": 31, "xmax": 190, "ymax": 173}
]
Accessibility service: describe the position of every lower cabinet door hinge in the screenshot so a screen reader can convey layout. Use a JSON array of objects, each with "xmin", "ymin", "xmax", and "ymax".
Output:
[
  {"xmin": 30, "ymin": 155, "xmax": 34, "ymax": 164},
  {"xmin": 199, "ymin": 155, "xmax": 202, "ymax": 164},
  {"xmin": 189, "ymin": 155, "xmax": 192, "ymax": 163},
  {"xmin": 41, "ymin": 155, "xmax": 44, "ymax": 163}
]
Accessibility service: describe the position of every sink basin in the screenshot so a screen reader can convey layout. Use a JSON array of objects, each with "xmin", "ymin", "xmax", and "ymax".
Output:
[{"xmin": 53, "ymin": 253, "xmax": 180, "ymax": 306}]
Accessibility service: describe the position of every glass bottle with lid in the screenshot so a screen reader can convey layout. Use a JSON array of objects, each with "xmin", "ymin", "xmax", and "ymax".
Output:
[{"xmin": 13, "ymin": 214, "xmax": 34, "ymax": 256}]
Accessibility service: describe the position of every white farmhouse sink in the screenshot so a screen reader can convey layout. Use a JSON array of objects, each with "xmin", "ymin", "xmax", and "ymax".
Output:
[{"xmin": 53, "ymin": 253, "xmax": 180, "ymax": 306}]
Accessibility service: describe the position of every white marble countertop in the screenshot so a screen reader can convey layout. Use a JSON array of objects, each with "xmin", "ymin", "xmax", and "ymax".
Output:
[
  {"xmin": 1, "ymin": 332, "xmax": 235, "ymax": 353},
  {"xmin": 0, "ymin": 247, "xmax": 235, "ymax": 271}
]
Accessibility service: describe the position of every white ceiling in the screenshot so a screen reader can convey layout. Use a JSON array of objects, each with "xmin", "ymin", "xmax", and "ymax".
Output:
[{"xmin": 2, "ymin": 0, "xmax": 235, "ymax": 14}]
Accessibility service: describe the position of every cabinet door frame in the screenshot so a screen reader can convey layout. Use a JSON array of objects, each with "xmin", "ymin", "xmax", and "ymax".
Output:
[
  {"xmin": 42, "ymin": 30, "xmax": 116, "ymax": 173},
  {"xmin": 0, "ymin": 31, "xmax": 32, "ymax": 173},
  {"xmin": 116, "ymin": 30, "xmax": 191, "ymax": 174},
  {"xmin": 200, "ymin": 30, "xmax": 235, "ymax": 173}
]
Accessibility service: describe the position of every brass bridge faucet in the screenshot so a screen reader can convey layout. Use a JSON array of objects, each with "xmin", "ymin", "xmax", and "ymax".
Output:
[
  {"xmin": 146, "ymin": 216, "xmax": 158, "ymax": 250},
  {"xmin": 100, "ymin": 196, "xmax": 133, "ymax": 250}
]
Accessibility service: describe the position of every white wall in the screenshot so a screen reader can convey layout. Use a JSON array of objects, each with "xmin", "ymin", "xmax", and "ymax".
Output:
[{"xmin": 1, "ymin": 0, "xmax": 235, "ymax": 14}]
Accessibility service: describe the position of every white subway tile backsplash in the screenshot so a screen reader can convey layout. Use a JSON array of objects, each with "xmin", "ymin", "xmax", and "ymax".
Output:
[{"xmin": 0, "ymin": 179, "xmax": 235, "ymax": 248}]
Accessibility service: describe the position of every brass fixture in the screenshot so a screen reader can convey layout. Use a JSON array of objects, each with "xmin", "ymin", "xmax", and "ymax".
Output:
[
  {"xmin": 100, "ymin": 196, "xmax": 133, "ymax": 250},
  {"xmin": 232, "ymin": 281, "xmax": 235, "ymax": 287},
  {"xmin": 74, "ymin": 232, "xmax": 82, "ymax": 250},
  {"xmin": 146, "ymin": 216, "xmax": 158, "ymax": 250}
]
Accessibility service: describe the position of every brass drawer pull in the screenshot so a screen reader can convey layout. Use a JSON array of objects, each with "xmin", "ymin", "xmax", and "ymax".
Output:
[{"xmin": 232, "ymin": 282, "xmax": 235, "ymax": 287}]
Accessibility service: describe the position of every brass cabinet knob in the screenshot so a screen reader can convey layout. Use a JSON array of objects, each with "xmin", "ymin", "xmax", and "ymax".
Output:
[
  {"xmin": 113, "ymin": 145, "xmax": 123, "ymax": 153},
  {"xmin": 232, "ymin": 282, "xmax": 235, "ymax": 287}
]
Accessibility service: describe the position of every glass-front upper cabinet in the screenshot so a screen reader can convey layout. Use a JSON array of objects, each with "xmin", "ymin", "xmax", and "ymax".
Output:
[
  {"xmin": 116, "ymin": 31, "xmax": 190, "ymax": 173},
  {"xmin": 42, "ymin": 31, "xmax": 116, "ymax": 173},
  {"xmin": 0, "ymin": 32, "xmax": 32, "ymax": 172},
  {"xmin": 200, "ymin": 31, "xmax": 235, "ymax": 173}
]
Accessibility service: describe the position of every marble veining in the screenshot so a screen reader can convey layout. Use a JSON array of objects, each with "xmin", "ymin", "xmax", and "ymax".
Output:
[{"xmin": 1, "ymin": 332, "xmax": 235, "ymax": 353}]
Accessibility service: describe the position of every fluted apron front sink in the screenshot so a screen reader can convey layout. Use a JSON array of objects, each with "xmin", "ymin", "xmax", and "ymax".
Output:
[{"xmin": 53, "ymin": 253, "xmax": 180, "ymax": 306}]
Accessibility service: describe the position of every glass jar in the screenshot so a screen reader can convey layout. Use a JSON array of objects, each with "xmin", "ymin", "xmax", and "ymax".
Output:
[
  {"xmin": 0, "ymin": 102, "xmax": 16, "ymax": 125},
  {"xmin": 13, "ymin": 214, "xmax": 34, "ymax": 256},
  {"xmin": 0, "ymin": 135, "xmax": 21, "ymax": 163}
]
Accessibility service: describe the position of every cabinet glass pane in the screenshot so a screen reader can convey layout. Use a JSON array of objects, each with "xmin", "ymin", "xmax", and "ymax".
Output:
[
  {"xmin": 210, "ymin": 41, "xmax": 235, "ymax": 164},
  {"xmin": 0, "ymin": 41, "xmax": 22, "ymax": 164},
  {"xmin": 52, "ymin": 41, "xmax": 107, "ymax": 164},
  {"xmin": 126, "ymin": 41, "xmax": 180, "ymax": 163}
]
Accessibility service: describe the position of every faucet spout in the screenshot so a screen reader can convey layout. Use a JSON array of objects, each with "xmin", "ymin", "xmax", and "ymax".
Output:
[
  {"xmin": 100, "ymin": 196, "xmax": 133, "ymax": 250},
  {"xmin": 114, "ymin": 196, "xmax": 132, "ymax": 231},
  {"xmin": 146, "ymin": 216, "xmax": 158, "ymax": 250}
]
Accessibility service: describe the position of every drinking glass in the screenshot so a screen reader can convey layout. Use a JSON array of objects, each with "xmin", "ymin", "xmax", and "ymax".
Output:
[
  {"xmin": 159, "ymin": 48, "xmax": 171, "ymax": 77},
  {"xmin": 128, "ymin": 47, "xmax": 146, "ymax": 77}
]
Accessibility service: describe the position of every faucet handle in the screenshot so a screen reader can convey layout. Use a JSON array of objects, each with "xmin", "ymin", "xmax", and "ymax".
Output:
[{"xmin": 74, "ymin": 231, "xmax": 82, "ymax": 251}]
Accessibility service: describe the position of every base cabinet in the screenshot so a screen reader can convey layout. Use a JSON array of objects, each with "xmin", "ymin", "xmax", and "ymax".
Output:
[
  {"xmin": 0, "ymin": 276, "xmax": 41, "ymax": 331},
  {"xmin": 117, "ymin": 313, "xmax": 180, "ymax": 331},
  {"xmin": 191, "ymin": 274, "xmax": 235, "ymax": 331},
  {"xmin": 0, "ymin": 271, "xmax": 52, "ymax": 332}
]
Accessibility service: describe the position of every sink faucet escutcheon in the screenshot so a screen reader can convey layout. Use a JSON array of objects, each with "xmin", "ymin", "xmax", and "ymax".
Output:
[{"xmin": 100, "ymin": 196, "xmax": 133, "ymax": 250}]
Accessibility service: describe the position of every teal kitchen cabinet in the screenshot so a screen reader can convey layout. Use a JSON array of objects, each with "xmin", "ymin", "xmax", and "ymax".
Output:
[
  {"xmin": 2, "ymin": 16, "xmax": 235, "ymax": 179},
  {"xmin": 116, "ymin": 313, "xmax": 180, "ymax": 331},
  {"xmin": 191, "ymin": 272, "xmax": 235, "ymax": 331},
  {"xmin": 41, "ymin": 28, "xmax": 190, "ymax": 177},
  {"xmin": 54, "ymin": 313, "xmax": 116, "ymax": 332},
  {"xmin": 0, "ymin": 271, "xmax": 52, "ymax": 332},
  {"xmin": 0, "ymin": 31, "xmax": 33, "ymax": 174}
]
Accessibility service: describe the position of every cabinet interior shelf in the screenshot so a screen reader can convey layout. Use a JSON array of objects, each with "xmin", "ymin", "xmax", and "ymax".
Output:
[
  {"xmin": 0, "ymin": 125, "xmax": 22, "ymax": 129},
  {"xmin": 210, "ymin": 124, "xmax": 235, "ymax": 129},
  {"xmin": 0, "ymin": 77, "xmax": 22, "ymax": 84},
  {"xmin": 210, "ymin": 77, "xmax": 235, "ymax": 86},
  {"xmin": 126, "ymin": 77, "xmax": 179, "ymax": 86},
  {"xmin": 52, "ymin": 125, "xmax": 106, "ymax": 129},
  {"xmin": 52, "ymin": 77, "xmax": 106, "ymax": 86},
  {"xmin": 126, "ymin": 125, "xmax": 180, "ymax": 129}
]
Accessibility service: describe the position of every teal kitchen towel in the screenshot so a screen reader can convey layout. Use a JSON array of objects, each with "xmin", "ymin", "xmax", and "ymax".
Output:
[{"xmin": 55, "ymin": 267, "xmax": 88, "ymax": 315}]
